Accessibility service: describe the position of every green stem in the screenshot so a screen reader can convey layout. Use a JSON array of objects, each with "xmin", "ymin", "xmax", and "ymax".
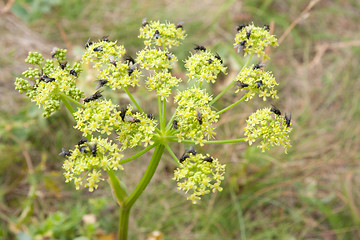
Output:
[
  {"xmin": 124, "ymin": 145, "xmax": 165, "ymax": 208},
  {"xmin": 210, "ymin": 53, "xmax": 253, "ymax": 106},
  {"xmin": 216, "ymin": 95, "xmax": 247, "ymax": 115},
  {"xmin": 167, "ymin": 137, "xmax": 246, "ymax": 144},
  {"xmin": 119, "ymin": 207, "xmax": 130, "ymax": 240},
  {"xmin": 59, "ymin": 95, "xmax": 75, "ymax": 117},
  {"xmin": 164, "ymin": 143, "xmax": 179, "ymax": 164},
  {"xmin": 118, "ymin": 145, "xmax": 165, "ymax": 240},
  {"xmin": 165, "ymin": 109, "xmax": 177, "ymax": 131},
  {"xmin": 158, "ymin": 96, "xmax": 162, "ymax": 128},
  {"xmin": 162, "ymin": 99, "xmax": 166, "ymax": 132},
  {"xmin": 59, "ymin": 92, "xmax": 86, "ymax": 108},
  {"xmin": 118, "ymin": 144, "xmax": 157, "ymax": 165},
  {"xmin": 123, "ymin": 87, "xmax": 144, "ymax": 114}
]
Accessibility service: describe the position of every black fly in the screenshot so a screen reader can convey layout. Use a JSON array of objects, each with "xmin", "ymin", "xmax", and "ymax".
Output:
[
  {"xmin": 96, "ymin": 79, "xmax": 109, "ymax": 89},
  {"xmin": 284, "ymin": 113, "xmax": 291, "ymax": 127},
  {"xmin": 70, "ymin": 70, "xmax": 78, "ymax": 77},
  {"xmin": 101, "ymin": 36, "xmax": 110, "ymax": 42},
  {"xmin": 89, "ymin": 143, "xmax": 97, "ymax": 157},
  {"xmin": 165, "ymin": 52, "xmax": 172, "ymax": 60},
  {"xmin": 246, "ymin": 28, "xmax": 252, "ymax": 39},
  {"xmin": 85, "ymin": 38, "xmax": 93, "ymax": 49},
  {"xmin": 51, "ymin": 47, "xmax": 58, "ymax": 58},
  {"xmin": 207, "ymin": 59, "xmax": 213, "ymax": 64},
  {"xmin": 172, "ymin": 120, "xmax": 178, "ymax": 129},
  {"xmin": 142, "ymin": 18, "xmax": 148, "ymax": 27},
  {"xmin": 194, "ymin": 45, "xmax": 206, "ymax": 51},
  {"xmin": 215, "ymin": 53, "xmax": 223, "ymax": 64},
  {"xmin": 176, "ymin": 21, "xmax": 184, "ymax": 29},
  {"xmin": 125, "ymin": 55, "xmax": 136, "ymax": 65},
  {"xmin": 264, "ymin": 24, "xmax": 270, "ymax": 31},
  {"xmin": 253, "ymin": 63, "xmax": 265, "ymax": 70},
  {"xmin": 202, "ymin": 156, "xmax": 213, "ymax": 163},
  {"xmin": 153, "ymin": 30, "xmax": 161, "ymax": 39},
  {"xmin": 93, "ymin": 46, "xmax": 103, "ymax": 52},
  {"xmin": 120, "ymin": 107, "xmax": 127, "ymax": 121},
  {"xmin": 236, "ymin": 24, "xmax": 247, "ymax": 32},
  {"xmin": 77, "ymin": 139, "xmax": 88, "ymax": 153},
  {"xmin": 255, "ymin": 80, "xmax": 263, "ymax": 88},
  {"xmin": 197, "ymin": 111, "xmax": 203, "ymax": 125},
  {"xmin": 59, "ymin": 61, "xmax": 67, "ymax": 70},
  {"xmin": 147, "ymin": 113, "xmax": 154, "ymax": 120},
  {"xmin": 270, "ymin": 104, "xmax": 281, "ymax": 116},
  {"xmin": 237, "ymin": 82, "xmax": 249, "ymax": 88},
  {"xmin": 83, "ymin": 90, "xmax": 103, "ymax": 103},
  {"xmin": 59, "ymin": 148, "xmax": 71, "ymax": 157}
]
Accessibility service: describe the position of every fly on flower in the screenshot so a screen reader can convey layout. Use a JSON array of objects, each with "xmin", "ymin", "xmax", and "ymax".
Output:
[
  {"xmin": 194, "ymin": 45, "xmax": 206, "ymax": 51},
  {"xmin": 83, "ymin": 90, "xmax": 103, "ymax": 103},
  {"xmin": 285, "ymin": 113, "xmax": 291, "ymax": 127},
  {"xmin": 270, "ymin": 104, "xmax": 281, "ymax": 116},
  {"xmin": 85, "ymin": 38, "xmax": 93, "ymax": 49},
  {"xmin": 197, "ymin": 111, "xmax": 203, "ymax": 125}
]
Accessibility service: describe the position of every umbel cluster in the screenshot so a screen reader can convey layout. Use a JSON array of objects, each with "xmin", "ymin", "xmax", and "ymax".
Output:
[{"xmin": 15, "ymin": 20, "xmax": 292, "ymax": 203}]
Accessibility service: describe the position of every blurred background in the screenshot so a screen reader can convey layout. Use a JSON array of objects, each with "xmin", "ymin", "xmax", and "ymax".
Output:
[{"xmin": 1, "ymin": 0, "xmax": 360, "ymax": 239}]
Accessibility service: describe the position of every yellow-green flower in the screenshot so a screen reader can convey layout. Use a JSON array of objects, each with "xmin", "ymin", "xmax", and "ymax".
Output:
[
  {"xmin": 62, "ymin": 137, "xmax": 124, "ymax": 191},
  {"xmin": 174, "ymin": 87, "xmax": 218, "ymax": 145},
  {"xmin": 185, "ymin": 50, "xmax": 227, "ymax": 84},
  {"xmin": 244, "ymin": 108, "xmax": 292, "ymax": 153},
  {"xmin": 139, "ymin": 20, "xmax": 186, "ymax": 49},
  {"xmin": 235, "ymin": 65, "xmax": 278, "ymax": 101},
  {"xmin": 173, "ymin": 153, "xmax": 225, "ymax": 204},
  {"xmin": 234, "ymin": 23, "xmax": 278, "ymax": 59}
]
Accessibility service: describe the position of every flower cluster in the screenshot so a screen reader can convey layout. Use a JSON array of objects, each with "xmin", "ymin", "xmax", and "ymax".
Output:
[
  {"xmin": 244, "ymin": 108, "xmax": 292, "ymax": 153},
  {"xmin": 173, "ymin": 153, "xmax": 225, "ymax": 204},
  {"xmin": 74, "ymin": 99, "xmax": 120, "ymax": 136},
  {"xmin": 234, "ymin": 23, "xmax": 278, "ymax": 59},
  {"xmin": 15, "ymin": 51, "xmax": 84, "ymax": 117},
  {"xmin": 235, "ymin": 65, "xmax": 279, "ymax": 101},
  {"xmin": 116, "ymin": 106, "xmax": 157, "ymax": 150},
  {"xmin": 136, "ymin": 48, "xmax": 177, "ymax": 71},
  {"xmin": 138, "ymin": 20, "xmax": 186, "ymax": 49},
  {"xmin": 62, "ymin": 137, "xmax": 124, "ymax": 192},
  {"xmin": 145, "ymin": 70, "xmax": 182, "ymax": 100},
  {"xmin": 174, "ymin": 87, "xmax": 218, "ymax": 145},
  {"xmin": 185, "ymin": 50, "xmax": 227, "ymax": 84},
  {"xmin": 81, "ymin": 38, "xmax": 140, "ymax": 90}
]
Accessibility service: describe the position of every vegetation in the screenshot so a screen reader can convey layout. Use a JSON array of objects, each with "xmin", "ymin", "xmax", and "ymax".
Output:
[{"xmin": 1, "ymin": 0, "xmax": 360, "ymax": 239}]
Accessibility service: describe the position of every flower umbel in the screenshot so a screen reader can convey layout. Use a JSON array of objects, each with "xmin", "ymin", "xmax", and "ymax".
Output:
[
  {"xmin": 62, "ymin": 137, "xmax": 124, "ymax": 192},
  {"xmin": 185, "ymin": 50, "xmax": 227, "ymax": 84},
  {"xmin": 235, "ymin": 65, "xmax": 279, "ymax": 101},
  {"xmin": 139, "ymin": 20, "xmax": 186, "ymax": 49},
  {"xmin": 15, "ymin": 51, "xmax": 84, "ymax": 117},
  {"xmin": 174, "ymin": 87, "xmax": 218, "ymax": 145},
  {"xmin": 173, "ymin": 153, "xmax": 226, "ymax": 204},
  {"xmin": 234, "ymin": 23, "xmax": 278, "ymax": 59},
  {"xmin": 244, "ymin": 108, "xmax": 292, "ymax": 153}
]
